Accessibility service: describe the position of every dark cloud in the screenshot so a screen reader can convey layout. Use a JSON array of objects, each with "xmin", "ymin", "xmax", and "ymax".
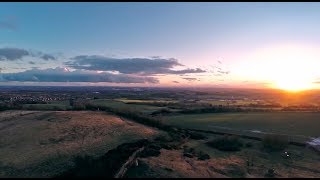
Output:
[
  {"xmin": 172, "ymin": 81, "xmax": 180, "ymax": 83},
  {"xmin": 66, "ymin": 55, "xmax": 206, "ymax": 75},
  {"xmin": 0, "ymin": 47, "xmax": 56, "ymax": 61},
  {"xmin": 183, "ymin": 77, "xmax": 198, "ymax": 82},
  {"xmin": 0, "ymin": 67, "xmax": 158, "ymax": 84},
  {"xmin": 170, "ymin": 68, "xmax": 205, "ymax": 74},
  {"xmin": 29, "ymin": 61, "xmax": 36, "ymax": 65},
  {"xmin": 0, "ymin": 48, "xmax": 29, "ymax": 61},
  {"xmin": 41, "ymin": 54, "xmax": 56, "ymax": 61}
]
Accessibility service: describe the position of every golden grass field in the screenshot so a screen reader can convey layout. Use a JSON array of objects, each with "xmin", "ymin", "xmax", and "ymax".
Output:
[{"xmin": 0, "ymin": 110, "xmax": 161, "ymax": 178}]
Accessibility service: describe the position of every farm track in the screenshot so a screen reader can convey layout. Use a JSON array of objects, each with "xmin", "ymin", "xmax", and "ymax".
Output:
[
  {"xmin": 56, "ymin": 139, "xmax": 150, "ymax": 178},
  {"xmin": 114, "ymin": 146, "xmax": 145, "ymax": 178}
]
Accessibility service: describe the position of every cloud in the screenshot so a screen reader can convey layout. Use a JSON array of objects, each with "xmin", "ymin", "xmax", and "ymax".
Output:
[
  {"xmin": 170, "ymin": 68, "xmax": 205, "ymax": 74},
  {"xmin": 66, "ymin": 55, "xmax": 206, "ymax": 75},
  {"xmin": 0, "ymin": 48, "xmax": 29, "ymax": 61},
  {"xmin": 201, "ymin": 58, "xmax": 231, "ymax": 77},
  {"xmin": 40, "ymin": 54, "xmax": 56, "ymax": 61},
  {"xmin": 0, "ymin": 21, "xmax": 16, "ymax": 30},
  {"xmin": 0, "ymin": 47, "xmax": 56, "ymax": 61},
  {"xmin": 183, "ymin": 77, "xmax": 199, "ymax": 82},
  {"xmin": 0, "ymin": 67, "xmax": 158, "ymax": 84},
  {"xmin": 172, "ymin": 81, "xmax": 180, "ymax": 83},
  {"xmin": 217, "ymin": 70, "xmax": 230, "ymax": 74}
]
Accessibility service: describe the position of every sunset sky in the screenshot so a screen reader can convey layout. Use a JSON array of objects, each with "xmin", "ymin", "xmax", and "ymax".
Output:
[{"xmin": 1, "ymin": 2, "xmax": 320, "ymax": 91}]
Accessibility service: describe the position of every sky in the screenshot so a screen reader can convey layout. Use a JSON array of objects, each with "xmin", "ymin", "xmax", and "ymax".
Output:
[{"xmin": 1, "ymin": 2, "xmax": 320, "ymax": 90}]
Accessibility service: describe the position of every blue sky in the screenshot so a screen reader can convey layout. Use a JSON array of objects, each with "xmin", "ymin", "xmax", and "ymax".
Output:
[{"xmin": 1, "ymin": 2, "xmax": 320, "ymax": 89}]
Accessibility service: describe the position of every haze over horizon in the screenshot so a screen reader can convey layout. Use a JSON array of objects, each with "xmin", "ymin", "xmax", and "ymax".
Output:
[{"xmin": 1, "ymin": 2, "xmax": 320, "ymax": 91}]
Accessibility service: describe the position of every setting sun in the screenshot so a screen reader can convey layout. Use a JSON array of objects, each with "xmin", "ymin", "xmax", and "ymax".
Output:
[
  {"xmin": 232, "ymin": 44, "xmax": 319, "ymax": 91},
  {"xmin": 274, "ymin": 78, "xmax": 313, "ymax": 92},
  {"xmin": 268, "ymin": 45, "xmax": 317, "ymax": 92}
]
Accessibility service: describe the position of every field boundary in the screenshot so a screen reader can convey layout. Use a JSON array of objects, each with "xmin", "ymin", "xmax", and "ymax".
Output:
[{"xmin": 183, "ymin": 128, "xmax": 308, "ymax": 147}]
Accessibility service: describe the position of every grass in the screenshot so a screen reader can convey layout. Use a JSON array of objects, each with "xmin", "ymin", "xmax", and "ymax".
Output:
[
  {"xmin": 181, "ymin": 133, "xmax": 320, "ymax": 178},
  {"xmin": 200, "ymin": 100, "xmax": 254, "ymax": 106},
  {"xmin": 115, "ymin": 98, "xmax": 177, "ymax": 104},
  {"xmin": 198, "ymin": 99, "xmax": 265, "ymax": 106},
  {"xmin": 206, "ymin": 135, "xmax": 243, "ymax": 152},
  {"xmin": 89, "ymin": 99, "xmax": 163, "ymax": 114},
  {"xmin": 262, "ymin": 134, "xmax": 289, "ymax": 151},
  {"xmin": 184, "ymin": 134, "xmax": 259, "ymax": 158},
  {"xmin": 22, "ymin": 104, "xmax": 72, "ymax": 110},
  {"xmin": 48, "ymin": 100, "xmax": 71, "ymax": 106},
  {"xmin": 162, "ymin": 112, "xmax": 320, "ymax": 138},
  {"xmin": 0, "ymin": 110, "xmax": 162, "ymax": 177},
  {"xmin": 21, "ymin": 100, "xmax": 72, "ymax": 111}
]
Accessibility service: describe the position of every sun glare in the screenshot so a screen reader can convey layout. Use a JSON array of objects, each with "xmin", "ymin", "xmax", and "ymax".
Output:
[
  {"xmin": 274, "ymin": 78, "xmax": 312, "ymax": 92},
  {"xmin": 233, "ymin": 44, "xmax": 319, "ymax": 92},
  {"xmin": 268, "ymin": 45, "xmax": 317, "ymax": 92}
]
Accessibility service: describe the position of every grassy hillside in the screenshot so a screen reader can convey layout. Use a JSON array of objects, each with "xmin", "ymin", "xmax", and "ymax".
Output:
[{"xmin": 0, "ymin": 110, "xmax": 162, "ymax": 178}]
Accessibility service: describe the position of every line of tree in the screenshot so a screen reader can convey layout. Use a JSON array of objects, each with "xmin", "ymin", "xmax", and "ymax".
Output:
[{"xmin": 85, "ymin": 103, "xmax": 174, "ymax": 132}]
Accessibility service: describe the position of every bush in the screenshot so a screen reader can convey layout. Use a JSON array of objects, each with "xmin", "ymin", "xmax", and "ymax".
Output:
[
  {"xmin": 183, "ymin": 152, "xmax": 194, "ymax": 158},
  {"xmin": 139, "ymin": 147, "xmax": 161, "ymax": 158},
  {"xmin": 206, "ymin": 135, "xmax": 243, "ymax": 151},
  {"xmin": 186, "ymin": 131, "xmax": 207, "ymax": 140},
  {"xmin": 197, "ymin": 151, "xmax": 210, "ymax": 160},
  {"xmin": 265, "ymin": 168, "xmax": 276, "ymax": 177},
  {"xmin": 262, "ymin": 134, "xmax": 288, "ymax": 151},
  {"xmin": 245, "ymin": 142, "xmax": 253, "ymax": 148},
  {"xmin": 183, "ymin": 147, "xmax": 195, "ymax": 154}
]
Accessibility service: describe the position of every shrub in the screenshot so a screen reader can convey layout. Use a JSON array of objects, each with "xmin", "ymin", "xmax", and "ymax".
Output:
[
  {"xmin": 154, "ymin": 134, "xmax": 173, "ymax": 142},
  {"xmin": 197, "ymin": 151, "xmax": 210, "ymax": 160},
  {"xmin": 206, "ymin": 135, "xmax": 243, "ymax": 151},
  {"xmin": 183, "ymin": 152, "xmax": 194, "ymax": 158},
  {"xmin": 245, "ymin": 142, "xmax": 253, "ymax": 148},
  {"xmin": 186, "ymin": 131, "xmax": 207, "ymax": 140},
  {"xmin": 265, "ymin": 168, "xmax": 276, "ymax": 177},
  {"xmin": 139, "ymin": 147, "xmax": 161, "ymax": 158},
  {"xmin": 262, "ymin": 134, "xmax": 288, "ymax": 151},
  {"xmin": 183, "ymin": 147, "xmax": 195, "ymax": 154}
]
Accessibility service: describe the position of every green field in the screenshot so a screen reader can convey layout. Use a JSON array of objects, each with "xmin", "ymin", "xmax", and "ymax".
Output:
[
  {"xmin": 115, "ymin": 98, "xmax": 177, "ymax": 104},
  {"xmin": 199, "ymin": 99, "xmax": 258, "ymax": 106},
  {"xmin": 22, "ymin": 104, "xmax": 72, "ymax": 110},
  {"xmin": 89, "ymin": 99, "xmax": 163, "ymax": 114},
  {"xmin": 163, "ymin": 112, "xmax": 320, "ymax": 138},
  {"xmin": 48, "ymin": 100, "xmax": 71, "ymax": 106}
]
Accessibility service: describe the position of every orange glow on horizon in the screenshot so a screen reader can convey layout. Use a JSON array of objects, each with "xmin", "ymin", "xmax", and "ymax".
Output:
[{"xmin": 231, "ymin": 43, "xmax": 320, "ymax": 91}]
